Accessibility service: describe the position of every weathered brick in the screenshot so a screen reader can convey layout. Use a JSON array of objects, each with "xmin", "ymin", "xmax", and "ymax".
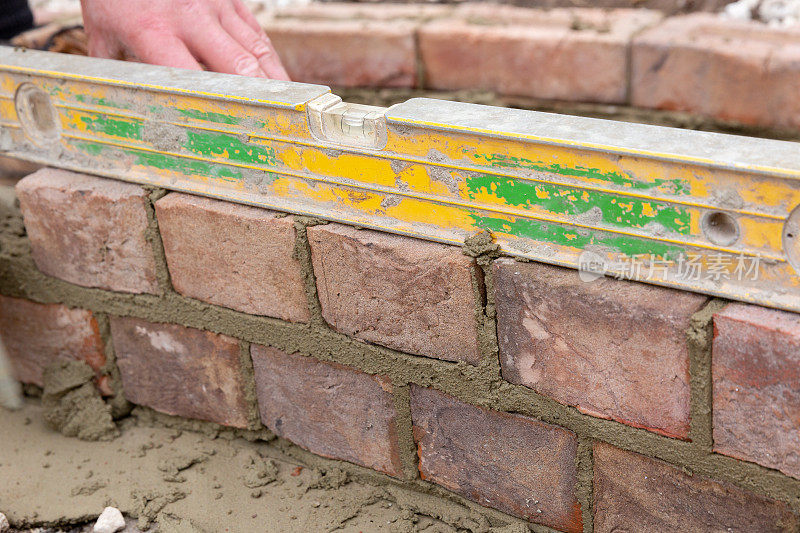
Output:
[
  {"xmin": 266, "ymin": 2, "xmax": 453, "ymax": 22},
  {"xmin": 16, "ymin": 169, "xmax": 158, "ymax": 294},
  {"xmin": 410, "ymin": 386, "xmax": 582, "ymax": 532},
  {"xmin": 632, "ymin": 14, "xmax": 800, "ymax": 129},
  {"xmin": 0, "ymin": 295, "xmax": 105, "ymax": 388},
  {"xmin": 155, "ymin": 193, "xmax": 309, "ymax": 322},
  {"xmin": 712, "ymin": 303, "xmax": 800, "ymax": 480},
  {"xmin": 419, "ymin": 7, "xmax": 661, "ymax": 103},
  {"xmin": 110, "ymin": 317, "xmax": 249, "ymax": 428},
  {"xmin": 593, "ymin": 442, "xmax": 798, "ymax": 532},
  {"xmin": 307, "ymin": 224, "xmax": 480, "ymax": 363},
  {"xmin": 262, "ymin": 18, "xmax": 417, "ymax": 87},
  {"xmin": 494, "ymin": 258, "xmax": 706, "ymax": 439},
  {"xmin": 251, "ymin": 345, "xmax": 402, "ymax": 476}
]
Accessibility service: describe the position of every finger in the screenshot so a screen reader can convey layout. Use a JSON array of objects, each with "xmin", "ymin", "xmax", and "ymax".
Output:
[
  {"xmin": 185, "ymin": 20, "xmax": 266, "ymax": 77},
  {"xmin": 126, "ymin": 33, "xmax": 203, "ymax": 70},
  {"xmin": 230, "ymin": 0, "xmax": 263, "ymax": 34},
  {"xmin": 86, "ymin": 31, "xmax": 121, "ymax": 60},
  {"xmin": 219, "ymin": 10, "xmax": 290, "ymax": 80}
]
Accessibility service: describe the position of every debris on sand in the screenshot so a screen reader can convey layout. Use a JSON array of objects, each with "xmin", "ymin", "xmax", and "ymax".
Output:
[
  {"xmin": 131, "ymin": 488, "xmax": 187, "ymax": 530},
  {"xmin": 157, "ymin": 453, "xmax": 208, "ymax": 483},
  {"xmin": 241, "ymin": 452, "xmax": 279, "ymax": 488},
  {"xmin": 0, "ymin": 511, "xmax": 9, "ymax": 533},
  {"xmin": 93, "ymin": 506, "xmax": 125, "ymax": 533},
  {"xmin": 307, "ymin": 467, "xmax": 349, "ymax": 491},
  {"xmin": 41, "ymin": 360, "xmax": 117, "ymax": 441}
]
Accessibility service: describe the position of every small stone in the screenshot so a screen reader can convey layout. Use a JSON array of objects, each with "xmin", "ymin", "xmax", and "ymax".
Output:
[
  {"xmin": 93, "ymin": 506, "xmax": 125, "ymax": 533},
  {"xmin": 0, "ymin": 512, "xmax": 9, "ymax": 533}
]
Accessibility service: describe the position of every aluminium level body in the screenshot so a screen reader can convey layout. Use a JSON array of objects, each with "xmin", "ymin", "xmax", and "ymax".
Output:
[{"xmin": 0, "ymin": 47, "xmax": 798, "ymax": 312}]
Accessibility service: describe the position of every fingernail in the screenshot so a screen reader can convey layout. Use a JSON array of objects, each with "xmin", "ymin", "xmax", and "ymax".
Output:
[{"xmin": 236, "ymin": 59, "xmax": 266, "ymax": 78}]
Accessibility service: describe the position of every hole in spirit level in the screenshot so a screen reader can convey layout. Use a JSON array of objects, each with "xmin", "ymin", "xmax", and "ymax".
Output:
[
  {"xmin": 702, "ymin": 211, "xmax": 740, "ymax": 247},
  {"xmin": 14, "ymin": 83, "xmax": 60, "ymax": 147}
]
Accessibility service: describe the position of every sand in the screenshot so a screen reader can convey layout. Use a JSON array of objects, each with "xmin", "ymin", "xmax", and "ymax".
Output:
[{"xmin": 0, "ymin": 401, "xmax": 525, "ymax": 533}]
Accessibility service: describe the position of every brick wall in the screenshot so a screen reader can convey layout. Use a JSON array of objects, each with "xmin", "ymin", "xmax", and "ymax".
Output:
[
  {"xmin": 316, "ymin": 0, "xmax": 733, "ymax": 15},
  {"xmin": 257, "ymin": 3, "xmax": 800, "ymax": 135},
  {"xmin": 2, "ymin": 166, "xmax": 799, "ymax": 532}
]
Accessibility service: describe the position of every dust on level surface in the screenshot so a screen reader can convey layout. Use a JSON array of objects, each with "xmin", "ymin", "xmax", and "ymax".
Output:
[{"xmin": 0, "ymin": 402, "xmax": 512, "ymax": 533}]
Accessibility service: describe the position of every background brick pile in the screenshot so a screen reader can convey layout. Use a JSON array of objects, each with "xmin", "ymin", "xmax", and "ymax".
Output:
[
  {"xmin": 2, "ymin": 167, "xmax": 799, "ymax": 532},
  {"xmin": 256, "ymin": 2, "xmax": 800, "ymax": 134}
]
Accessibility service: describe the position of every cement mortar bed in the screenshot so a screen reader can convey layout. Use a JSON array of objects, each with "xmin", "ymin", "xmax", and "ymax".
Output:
[{"xmin": 0, "ymin": 400, "xmax": 526, "ymax": 533}]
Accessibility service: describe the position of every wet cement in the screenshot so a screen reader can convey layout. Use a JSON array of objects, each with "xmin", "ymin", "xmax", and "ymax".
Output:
[
  {"xmin": 41, "ymin": 360, "xmax": 117, "ymax": 441},
  {"xmin": 0, "ymin": 401, "xmax": 526, "ymax": 533}
]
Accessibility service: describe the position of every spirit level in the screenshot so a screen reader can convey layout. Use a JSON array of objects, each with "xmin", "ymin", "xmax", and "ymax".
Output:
[{"xmin": 0, "ymin": 47, "xmax": 798, "ymax": 312}]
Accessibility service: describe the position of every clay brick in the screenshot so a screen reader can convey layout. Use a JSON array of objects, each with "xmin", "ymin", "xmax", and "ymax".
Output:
[
  {"xmin": 251, "ymin": 345, "xmax": 402, "ymax": 477},
  {"xmin": 155, "ymin": 193, "xmax": 309, "ymax": 322},
  {"xmin": 266, "ymin": 2, "xmax": 453, "ymax": 22},
  {"xmin": 16, "ymin": 169, "xmax": 158, "ymax": 294},
  {"xmin": 0, "ymin": 295, "xmax": 105, "ymax": 387},
  {"xmin": 494, "ymin": 258, "xmax": 706, "ymax": 439},
  {"xmin": 410, "ymin": 386, "xmax": 582, "ymax": 532},
  {"xmin": 262, "ymin": 18, "xmax": 417, "ymax": 87},
  {"xmin": 632, "ymin": 14, "xmax": 800, "ymax": 129},
  {"xmin": 593, "ymin": 442, "xmax": 798, "ymax": 532},
  {"xmin": 307, "ymin": 224, "xmax": 480, "ymax": 363},
  {"xmin": 419, "ymin": 7, "xmax": 661, "ymax": 103},
  {"xmin": 712, "ymin": 303, "xmax": 800, "ymax": 480},
  {"xmin": 110, "ymin": 317, "xmax": 249, "ymax": 428}
]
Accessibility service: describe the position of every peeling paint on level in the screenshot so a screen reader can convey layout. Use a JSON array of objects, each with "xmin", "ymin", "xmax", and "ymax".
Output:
[
  {"xmin": 184, "ymin": 131, "xmax": 278, "ymax": 167},
  {"xmin": 71, "ymin": 140, "xmax": 243, "ymax": 182},
  {"xmin": 78, "ymin": 113, "xmax": 143, "ymax": 141},
  {"xmin": 472, "ymin": 153, "xmax": 692, "ymax": 196},
  {"xmin": 466, "ymin": 173, "xmax": 691, "ymax": 234},
  {"xmin": 74, "ymin": 93, "xmax": 132, "ymax": 111},
  {"xmin": 472, "ymin": 214, "xmax": 687, "ymax": 259},
  {"xmin": 177, "ymin": 109, "xmax": 241, "ymax": 125}
]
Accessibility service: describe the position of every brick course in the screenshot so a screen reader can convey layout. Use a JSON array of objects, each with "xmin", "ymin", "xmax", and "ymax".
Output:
[
  {"xmin": 308, "ymin": 224, "xmax": 480, "ymax": 364},
  {"xmin": 155, "ymin": 193, "xmax": 309, "ymax": 323},
  {"xmin": 712, "ymin": 303, "xmax": 800, "ymax": 480},
  {"xmin": 0, "ymin": 295, "xmax": 105, "ymax": 387},
  {"xmin": 410, "ymin": 386, "xmax": 582, "ymax": 533},
  {"xmin": 16, "ymin": 169, "xmax": 158, "ymax": 294},
  {"xmin": 494, "ymin": 259, "xmax": 705, "ymax": 438},
  {"xmin": 593, "ymin": 442, "xmax": 798, "ymax": 532},
  {"xmin": 251, "ymin": 345, "xmax": 403, "ymax": 477},
  {"xmin": 632, "ymin": 13, "xmax": 800, "ymax": 130},
  {"xmin": 263, "ymin": 19, "xmax": 417, "ymax": 87},
  {"xmin": 418, "ymin": 6, "xmax": 660, "ymax": 103},
  {"xmin": 110, "ymin": 316, "xmax": 250, "ymax": 428}
]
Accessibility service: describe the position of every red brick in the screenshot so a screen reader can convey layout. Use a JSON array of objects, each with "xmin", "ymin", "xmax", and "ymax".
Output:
[
  {"xmin": 155, "ymin": 193, "xmax": 309, "ymax": 322},
  {"xmin": 0, "ymin": 296, "xmax": 105, "ymax": 387},
  {"xmin": 632, "ymin": 14, "xmax": 800, "ymax": 129},
  {"xmin": 410, "ymin": 386, "xmax": 582, "ymax": 532},
  {"xmin": 266, "ymin": 3, "xmax": 453, "ymax": 22},
  {"xmin": 593, "ymin": 442, "xmax": 798, "ymax": 532},
  {"xmin": 262, "ymin": 18, "xmax": 417, "ymax": 87},
  {"xmin": 494, "ymin": 258, "xmax": 706, "ymax": 439},
  {"xmin": 110, "ymin": 316, "xmax": 249, "ymax": 428},
  {"xmin": 419, "ymin": 7, "xmax": 661, "ymax": 103},
  {"xmin": 712, "ymin": 303, "xmax": 800, "ymax": 480},
  {"xmin": 307, "ymin": 224, "xmax": 480, "ymax": 363},
  {"xmin": 16, "ymin": 169, "xmax": 158, "ymax": 294},
  {"xmin": 251, "ymin": 345, "xmax": 402, "ymax": 477}
]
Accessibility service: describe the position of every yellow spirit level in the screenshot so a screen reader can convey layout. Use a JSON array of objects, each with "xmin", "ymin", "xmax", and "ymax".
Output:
[{"xmin": 0, "ymin": 47, "xmax": 798, "ymax": 312}]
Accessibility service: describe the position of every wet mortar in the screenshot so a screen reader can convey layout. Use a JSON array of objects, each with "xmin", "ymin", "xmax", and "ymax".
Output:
[{"xmin": 2, "ymin": 92, "xmax": 800, "ymax": 531}]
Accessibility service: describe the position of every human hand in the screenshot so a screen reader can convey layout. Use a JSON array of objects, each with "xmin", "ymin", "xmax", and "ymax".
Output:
[{"xmin": 79, "ymin": 0, "xmax": 289, "ymax": 80}]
